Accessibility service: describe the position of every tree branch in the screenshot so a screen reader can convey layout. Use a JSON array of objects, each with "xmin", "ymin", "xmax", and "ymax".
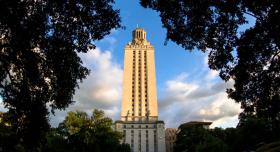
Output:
[{"xmin": 241, "ymin": 11, "xmax": 261, "ymax": 20}]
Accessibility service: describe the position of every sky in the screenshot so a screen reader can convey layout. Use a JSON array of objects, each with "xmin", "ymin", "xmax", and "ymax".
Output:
[
  {"xmin": 52, "ymin": 0, "xmax": 242, "ymax": 129},
  {"xmin": 1, "ymin": 0, "xmax": 257, "ymax": 129}
]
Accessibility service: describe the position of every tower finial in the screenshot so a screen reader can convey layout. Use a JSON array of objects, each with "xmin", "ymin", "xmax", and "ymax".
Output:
[{"xmin": 136, "ymin": 24, "xmax": 139, "ymax": 28}]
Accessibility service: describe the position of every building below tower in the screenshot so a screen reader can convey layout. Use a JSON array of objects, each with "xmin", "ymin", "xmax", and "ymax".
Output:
[
  {"xmin": 165, "ymin": 128, "xmax": 177, "ymax": 152},
  {"xmin": 115, "ymin": 120, "xmax": 165, "ymax": 152}
]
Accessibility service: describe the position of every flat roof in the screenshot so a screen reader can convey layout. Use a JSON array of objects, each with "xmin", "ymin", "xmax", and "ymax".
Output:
[{"xmin": 183, "ymin": 121, "xmax": 212, "ymax": 125}]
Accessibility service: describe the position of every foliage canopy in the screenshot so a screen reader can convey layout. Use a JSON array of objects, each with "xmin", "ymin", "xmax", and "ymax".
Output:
[
  {"xmin": 141, "ymin": 0, "xmax": 280, "ymax": 131},
  {"xmin": 42, "ymin": 110, "xmax": 130, "ymax": 152},
  {"xmin": 0, "ymin": 0, "xmax": 121, "ymax": 150},
  {"xmin": 174, "ymin": 123, "xmax": 228, "ymax": 152}
]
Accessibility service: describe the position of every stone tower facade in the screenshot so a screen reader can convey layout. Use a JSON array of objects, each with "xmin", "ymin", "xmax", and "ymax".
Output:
[
  {"xmin": 115, "ymin": 28, "xmax": 165, "ymax": 152},
  {"xmin": 121, "ymin": 28, "xmax": 158, "ymax": 121}
]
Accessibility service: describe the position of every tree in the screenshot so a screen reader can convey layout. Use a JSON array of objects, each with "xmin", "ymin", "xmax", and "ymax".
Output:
[
  {"xmin": 0, "ymin": 0, "xmax": 121, "ymax": 150},
  {"xmin": 45, "ymin": 110, "xmax": 130, "ymax": 152},
  {"xmin": 141, "ymin": 0, "xmax": 280, "ymax": 135},
  {"xmin": 237, "ymin": 116, "xmax": 277, "ymax": 151},
  {"xmin": 256, "ymin": 141, "xmax": 280, "ymax": 152},
  {"xmin": 174, "ymin": 123, "xmax": 228, "ymax": 152},
  {"xmin": 175, "ymin": 122, "xmax": 279, "ymax": 152},
  {"xmin": 43, "ymin": 128, "xmax": 71, "ymax": 152},
  {"xmin": 219, "ymin": 128, "xmax": 241, "ymax": 152},
  {"xmin": 0, "ymin": 112, "xmax": 25, "ymax": 152}
]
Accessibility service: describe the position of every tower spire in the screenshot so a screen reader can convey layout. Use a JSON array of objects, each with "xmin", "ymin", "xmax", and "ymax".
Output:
[{"xmin": 132, "ymin": 28, "xmax": 147, "ymax": 44}]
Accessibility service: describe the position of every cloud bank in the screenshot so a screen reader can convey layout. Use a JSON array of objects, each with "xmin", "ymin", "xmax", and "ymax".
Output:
[
  {"xmin": 1, "ymin": 46, "xmax": 241, "ymax": 129},
  {"xmin": 158, "ymin": 56, "xmax": 241, "ymax": 129},
  {"xmin": 50, "ymin": 50, "xmax": 241, "ymax": 129},
  {"xmin": 50, "ymin": 47, "xmax": 123, "ymax": 126}
]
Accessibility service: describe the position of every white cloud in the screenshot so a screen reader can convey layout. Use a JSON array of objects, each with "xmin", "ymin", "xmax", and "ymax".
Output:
[
  {"xmin": 2, "ymin": 48, "xmax": 241, "ymax": 130},
  {"xmin": 0, "ymin": 97, "xmax": 7, "ymax": 112},
  {"xmin": 206, "ymin": 70, "xmax": 219, "ymax": 81},
  {"xmin": 50, "ymin": 47, "xmax": 123, "ymax": 126},
  {"xmin": 198, "ymin": 93, "xmax": 241, "ymax": 121},
  {"xmin": 159, "ymin": 67, "xmax": 241, "ymax": 129},
  {"xmin": 210, "ymin": 115, "xmax": 240, "ymax": 128}
]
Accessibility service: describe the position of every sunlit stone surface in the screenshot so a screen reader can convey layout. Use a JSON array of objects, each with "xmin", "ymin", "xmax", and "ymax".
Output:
[{"xmin": 115, "ymin": 28, "xmax": 165, "ymax": 152}]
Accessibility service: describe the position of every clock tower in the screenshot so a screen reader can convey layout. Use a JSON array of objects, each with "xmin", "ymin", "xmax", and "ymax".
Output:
[{"xmin": 115, "ymin": 28, "xmax": 165, "ymax": 152}]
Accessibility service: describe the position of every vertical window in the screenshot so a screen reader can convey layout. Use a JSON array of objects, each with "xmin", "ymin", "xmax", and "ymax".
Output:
[
  {"xmin": 146, "ymin": 130, "xmax": 149, "ymax": 152},
  {"xmin": 123, "ymin": 130, "xmax": 126, "ymax": 143},
  {"xmin": 138, "ymin": 50, "xmax": 142, "ymax": 116},
  {"xmin": 154, "ymin": 130, "xmax": 157, "ymax": 152},
  {"xmin": 138, "ymin": 130, "xmax": 142, "ymax": 151},
  {"xmin": 139, "ymin": 130, "xmax": 141, "ymax": 152},
  {"xmin": 131, "ymin": 129, "xmax": 134, "ymax": 149},
  {"xmin": 132, "ymin": 50, "xmax": 136, "ymax": 116},
  {"xmin": 144, "ymin": 51, "xmax": 148, "ymax": 116}
]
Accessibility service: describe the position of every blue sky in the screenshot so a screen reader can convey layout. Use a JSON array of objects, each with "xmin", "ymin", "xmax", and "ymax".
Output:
[
  {"xmin": 59, "ymin": 0, "xmax": 242, "ymax": 128},
  {"xmin": 1, "ymin": 0, "xmax": 258, "ymax": 129},
  {"xmin": 97, "ymin": 0, "xmax": 212, "ymax": 92}
]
